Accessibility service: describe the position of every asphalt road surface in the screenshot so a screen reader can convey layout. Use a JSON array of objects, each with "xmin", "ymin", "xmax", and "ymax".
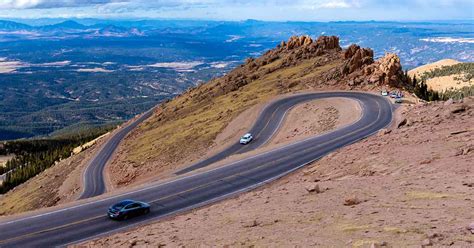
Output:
[
  {"xmin": 79, "ymin": 108, "xmax": 155, "ymax": 199},
  {"xmin": 0, "ymin": 92, "xmax": 392, "ymax": 247}
]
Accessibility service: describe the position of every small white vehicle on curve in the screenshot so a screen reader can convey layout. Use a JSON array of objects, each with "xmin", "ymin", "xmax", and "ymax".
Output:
[{"xmin": 240, "ymin": 133, "xmax": 253, "ymax": 145}]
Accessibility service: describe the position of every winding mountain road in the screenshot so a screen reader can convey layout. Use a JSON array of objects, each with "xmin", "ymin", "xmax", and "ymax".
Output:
[
  {"xmin": 79, "ymin": 108, "xmax": 155, "ymax": 199},
  {"xmin": 0, "ymin": 92, "xmax": 392, "ymax": 247}
]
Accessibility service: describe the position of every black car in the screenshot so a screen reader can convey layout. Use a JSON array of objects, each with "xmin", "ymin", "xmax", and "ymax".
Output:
[{"xmin": 107, "ymin": 199, "xmax": 151, "ymax": 220}]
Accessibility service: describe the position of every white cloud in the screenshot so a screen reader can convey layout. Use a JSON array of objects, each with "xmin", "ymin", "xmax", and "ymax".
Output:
[
  {"xmin": 0, "ymin": 0, "xmax": 126, "ymax": 9},
  {"xmin": 0, "ymin": 0, "xmax": 471, "ymax": 20},
  {"xmin": 0, "ymin": 0, "xmax": 43, "ymax": 9},
  {"xmin": 318, "ymin": 1, "xmax": 352, "ymax": 8}
]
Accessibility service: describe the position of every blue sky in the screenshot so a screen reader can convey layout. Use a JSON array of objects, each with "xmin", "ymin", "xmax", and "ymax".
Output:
[{"xmin": 0, "ymin": 0, "xmax": 472, "ymax": 21}]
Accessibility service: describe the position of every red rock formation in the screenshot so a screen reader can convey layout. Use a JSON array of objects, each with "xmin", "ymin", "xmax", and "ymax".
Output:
[
  {"xmin": 315, "ymin": 36, "xmax": 340, "ymax": 50},
  {"xmin": 279, "ymin": 35, "xmax": 340, "ymax": 52},
  {"xmin": 342, "ymin": 44, "xmax": 374, "ymax": 75},
  {"xmin": 342, "ymin": 43, "xmax": 405, "ymax": 87}
]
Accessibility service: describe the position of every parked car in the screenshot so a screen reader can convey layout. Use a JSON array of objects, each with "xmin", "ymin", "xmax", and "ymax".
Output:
[
  {"xmin": 381, "ymin": 90, "xmax": 388, "ymax": 96},
  {"xmin": 108, "ymin": 199, "xmax": 150, "ymax": 220},
  {"xmin": 395, "ymin": 97, "xmax": 403, "ymax": 104},
  {"xmin": 240, "ymin": 133, "xmax": 253, "ymax": 145}
]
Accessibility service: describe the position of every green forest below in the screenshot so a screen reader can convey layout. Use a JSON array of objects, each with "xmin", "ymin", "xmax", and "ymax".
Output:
[{"xmin": 0, "ymin": 125, "xmax": 114, "ymax": 194}]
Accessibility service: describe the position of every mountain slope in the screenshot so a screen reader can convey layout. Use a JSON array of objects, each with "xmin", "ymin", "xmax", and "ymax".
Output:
[
  {"xmin": 409, "ymin": 59, "xmax": 473, "ymax": 92},
  {"xmin": 106, "ymin": 35, "xmax": 408, "ymax": 188},
  {"xmin": 0, "ymin": 35, "xmax": 408, "ymax": 215}
]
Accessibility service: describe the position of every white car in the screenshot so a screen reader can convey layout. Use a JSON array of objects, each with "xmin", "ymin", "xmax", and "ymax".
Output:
[
  {"xmin": 240, "ymin": 133, "xmax": 253, "ymax": 145},
  {"xmin": 381, "ymin": 90, "xmax": 388, "ymax": 96}
]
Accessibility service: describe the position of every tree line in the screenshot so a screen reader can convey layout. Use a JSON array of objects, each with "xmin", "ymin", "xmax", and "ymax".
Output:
[
  {"xmin": 0, "ymin": 126, "xmax": 113, "ymax": 194},
  {"xmin": 420, "ymin": 63, "xmax": 474, "ymax": 82},
  {"xmin": 408, "ymin": 74, "xmax": 474, "ymax": 102}
]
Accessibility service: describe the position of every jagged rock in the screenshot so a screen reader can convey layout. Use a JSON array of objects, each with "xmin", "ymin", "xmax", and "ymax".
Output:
[
  {"xmin": 315, "ymin": 35, "xmax": 340, "ymax": 50},
  {"xmin": 374, "ymin": 53, "xmax": 404, "ymax": 86},
  {"xmin": 342, "ymin": 44, "xmax": 374, "ymax": 75},
  {"xmin": 282, "ymin": 35, "xmax": 340, "ymax": 53},
  {"xmin": 342, "ymin": 44, "xmax": 405, "ymax": 87},
  {"xmin": 286, "ymin": 35, "xmax": 313, "ymax": 50}
]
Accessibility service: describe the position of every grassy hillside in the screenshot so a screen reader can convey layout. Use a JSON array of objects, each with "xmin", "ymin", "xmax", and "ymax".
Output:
[
  {"xmin": 128, "ymin": 59, "xmax": 341, "ymax": 164},
  {"xmin": 409, "ymin": 59, "xmax": 474, "ymax": 92},
  {"xmin": 107, "ymin": 35, "xmax": 408, "ymax": 187}
]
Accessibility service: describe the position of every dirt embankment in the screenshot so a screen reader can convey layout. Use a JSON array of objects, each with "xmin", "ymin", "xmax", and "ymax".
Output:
[{"xmin": 81, "ymin": 98, "xmax": 474, "ymax": 248}]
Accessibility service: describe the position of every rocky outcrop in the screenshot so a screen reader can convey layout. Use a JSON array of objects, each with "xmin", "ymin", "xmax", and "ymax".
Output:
[
  {"xmin": 279, "ymin": 35, "xmax": 340, "ymax": 52},
  {"xmin": 365, "ymin": 53, "xmax": 404, "ymax": 86},
  {"xmin": 271, "ymin": 35, "xmax": 342, "ymax": 67},
  {"xmin": 342, "ymin": 43, "xmax": 406, "ymax": 87},
  {"xmin": 282, "ymin": 35, "xmax": 313, "ymax": 50},
  {"xmin": 315, "ymin": 36, "xmax": 340, "ymax": 50},
  {"xmin": 342, "ymin": 44, "xmax": 374, "ymax": 75}
]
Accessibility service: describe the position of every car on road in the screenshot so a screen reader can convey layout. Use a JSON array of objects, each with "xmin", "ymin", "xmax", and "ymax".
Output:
[
  {"xmin": 108, "ymin": 199, "xmax": 150, "ymax": 220},
  {"xmin": 240, "ymin": 133, "xmax": 253, "ymax": 145}
]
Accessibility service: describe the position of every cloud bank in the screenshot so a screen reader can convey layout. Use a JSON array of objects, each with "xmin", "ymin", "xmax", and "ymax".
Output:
[{"xmin": 0, "ymin": 0, "xmax": 471, "ymax": 20}]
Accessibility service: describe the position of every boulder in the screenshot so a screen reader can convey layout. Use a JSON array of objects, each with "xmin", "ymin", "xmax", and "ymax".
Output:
[
  {"xmin": 397, "ymin": 118, "xmax": 407, "ymax": 128},
  {"xmin": 343, "ymin": 196, "xmax": 361, "ymax": 206},
  {"xmin": 467, "ymin": 222, "xmax": 474, "ymax": 234},
  {"xmin": 421, "ymin": 238, "xmax": 432, "ymax": 246},
  {"xmin": 377, "ymin": 129, "xmax": 392, "ymax": 136},
  {"xmin": 305, "ymin": 183, "xmax": 321, "ymax": 193}
]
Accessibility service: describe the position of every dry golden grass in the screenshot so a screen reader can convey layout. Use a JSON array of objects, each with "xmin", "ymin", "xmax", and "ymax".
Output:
[
  {"xmin": 408, "ymin": 59, "xmax": 473, "ymax": 92},
  {"xmin": 337, "ymin": 223, "xmax": 371, "ymax": 232},
  {"xmin": 405, "ymin": 191, "xmax": 451, "ymax": 200},
  {"xmin": 122, "ymin": 56, "xmax": 342, "ymax": 166}
]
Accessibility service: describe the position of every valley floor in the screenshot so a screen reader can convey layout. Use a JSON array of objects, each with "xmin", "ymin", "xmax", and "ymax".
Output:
[{"xmin": 79, "ymin": 98, "xmax": 474, "ymax": 247}]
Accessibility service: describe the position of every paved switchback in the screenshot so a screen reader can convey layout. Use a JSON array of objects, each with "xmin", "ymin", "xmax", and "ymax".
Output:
[{"xmin": 0, "ymin": 92, "xmax": 392, "ymax": 247}]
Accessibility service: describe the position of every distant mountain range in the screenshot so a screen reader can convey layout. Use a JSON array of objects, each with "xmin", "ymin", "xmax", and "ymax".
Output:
[
  {"xmin": 0, "ymin": 19, "xmax": 472, "ymax": 140},
  {"xmin": 0, "ymin": 20, "xmax": 144, "ymax": 37}
]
